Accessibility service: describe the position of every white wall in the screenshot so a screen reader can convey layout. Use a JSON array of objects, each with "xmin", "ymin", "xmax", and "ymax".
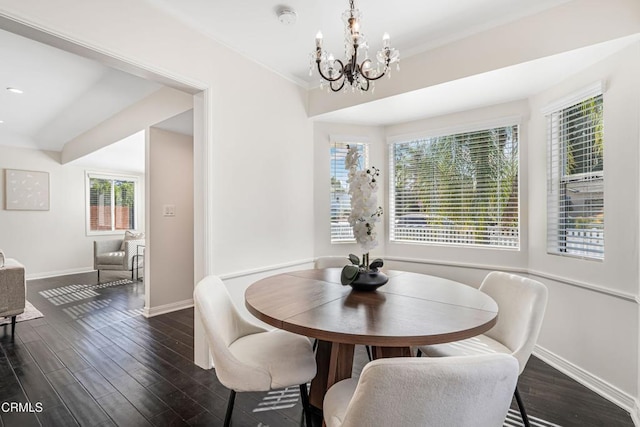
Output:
[
  {"xmin": 0, "ymin": 0, "xmax": 315, "ymax": 278},
  {"xmin": 145, "ymin": 128, "xmax": 193, "ymax": 313},
  {"xmin": 0, "ymin": 144, "xmax": 145, "ymax": 278},
  {"xmin": 528, "ymin": 43, "xmax": 640, "ymax": 401},
  {"xmin": 313, "ymin": 44, "xmax": 640, "ymax": 413},
  {"xmin": 308, "ymin": 0, "xmax": 640, "ymax": 117},
  {"xmin": 0, "ymin": 0, "xmax": 315, "ymax": 367}
]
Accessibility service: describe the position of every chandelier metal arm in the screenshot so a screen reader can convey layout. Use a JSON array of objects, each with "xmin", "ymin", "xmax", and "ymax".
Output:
[
  {"xmin": 357, "ymin": 58, "xmax": 389, "ymax": 82},
  {"xmin": 310, "ymin": 0, "xmax": 398, "ymax": 93},
  {"xmin": 316, "ymin": 58, "xmax": 346, "ymax": 82}
]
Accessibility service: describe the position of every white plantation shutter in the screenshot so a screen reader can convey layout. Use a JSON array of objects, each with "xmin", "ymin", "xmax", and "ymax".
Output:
[
  {"xmin": 330, "ymin": 142, "xmax": 367, "ymax": 242},
  {"xmin": 545, "ymin": 86, "xmax": 604, "ymax": 259},
  {"xmin": 389, "ymin": 125, "xmax": 519, "ymax": 248}
]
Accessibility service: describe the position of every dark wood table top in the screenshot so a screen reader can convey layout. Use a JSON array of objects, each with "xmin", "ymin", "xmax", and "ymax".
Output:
[{"xmin": 245, "ymin": 268, "xmax": 498, "ymax": 347}]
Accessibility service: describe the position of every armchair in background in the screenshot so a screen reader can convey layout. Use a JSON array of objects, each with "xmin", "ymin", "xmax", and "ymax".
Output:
[{"xmin": 94, "ymin": 234, "xmax": 145, "ymax": 281}]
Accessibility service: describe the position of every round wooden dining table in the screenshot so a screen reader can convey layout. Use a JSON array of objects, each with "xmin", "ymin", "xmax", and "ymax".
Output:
[{"xmin": 244, "ymin": 268, "xmax": 498, "ymax": 409}]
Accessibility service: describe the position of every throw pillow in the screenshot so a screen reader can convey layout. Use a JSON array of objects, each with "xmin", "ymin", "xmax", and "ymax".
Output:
[
  {"xmin": 0, "ymin": 249, "xmax": 4, "ymax": 268},
  {"xmin": 120, "ymin": 231, "xmax": 145, "ymax": 250}
]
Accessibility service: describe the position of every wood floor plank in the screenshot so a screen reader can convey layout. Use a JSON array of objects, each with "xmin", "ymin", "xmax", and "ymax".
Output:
[
  {"xmin": 33, "ymin": 324, "xmax": 72, "ymax": 353},
  {"xmin": 146, "ymin": 379, "xmax": 207, "ymax": 422},
  {"xmin": 0, "ymin": 338, "xmax": 36, "ymax": 368},
  {"xmin": 0, "ymin": 393, "xmax": 41, "ymax": 427},
  {"xmin": 0, "ymin": 270, "xmax": 629, "ymax": 427},
  {"xmin": 148, "ymin": 410, "xmax": 190, "ymax": 427},
  {"xmin": 97, "ymin": 392, "xmax": 152, "ymax": 427},
  {"xmin": 54, "ymin": 348, "xmax": 90, "ymax": 373},
  {"xmin": 36, "ymin": 404, "xmax": 79, "ymax": 427},
  {"xmin": 23, "ymin": 340, "xmax": 64, "ymax": 374},
  {"xmin": 54, "ymin": 382, "xmax": 110, "ymax": 426},
  {"xmin": 106, "ymin": 374, "xmax": 169, "ymax": 419},
  {"xmin": 73, "ymin": 367, "xmax": 117, "ymax": 400},
  {"xmin": 13, "ymin": 362, "xmax": 64, "ymax": 409}
]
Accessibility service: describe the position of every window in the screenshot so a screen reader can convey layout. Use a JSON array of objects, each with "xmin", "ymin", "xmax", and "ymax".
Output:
[
  {"xmin": 390, "ymin": 124, "xmax": 519, "ymax": 248},
  {"xmin": 86, "ymin": 173, "xmax": 138, "ymax": 234},
  {"xmin": 330, "ymin": 142, "xmax": 368, "ymax": 242},
  {"xmin": 546, "ymin": 86, "xmax": 604, "ymax": 259}
]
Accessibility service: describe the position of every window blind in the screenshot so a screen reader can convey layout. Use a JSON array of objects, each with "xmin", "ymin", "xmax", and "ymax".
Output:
[
  {"xmin": 546, "ymin": 93, "xmax": 604, "ymax": 259},
  {"xmin": 88, "ymin": 175, "xmax": 137, "ymax": 233},
  {"xmin": 330, "ymin": 142, "xmax": 367, "ymax": 242},
  {"xmin": 389, "ymin": 125, "xmax": 519, "ymax": 248}
]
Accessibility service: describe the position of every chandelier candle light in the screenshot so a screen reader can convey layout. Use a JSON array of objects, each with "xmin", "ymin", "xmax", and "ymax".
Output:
[
  {"xmin": 311, "ymin": 0, "xmax": 400, "ymax": 93},
  {"xmin": 341, "ymin": 145, "xmax": 389, "ymax": 290}
]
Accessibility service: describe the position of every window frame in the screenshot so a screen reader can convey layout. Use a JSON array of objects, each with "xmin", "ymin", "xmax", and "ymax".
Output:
[
  {"xmin": 544, "ymin": 82, "xmax": 604, "ymax": 260},
  {"xmin": 388, "ymin": 118, "xmax": 521, "ymax": 250},
  {"xmin": 330, "ymin": 138, "xmax": 369, "ymax": 244},
  {"xmin": 85, "ymin": 171, "xmax": 140, "ymax": 236}
]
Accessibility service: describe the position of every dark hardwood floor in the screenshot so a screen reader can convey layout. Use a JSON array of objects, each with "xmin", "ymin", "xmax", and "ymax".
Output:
[{"xmin": 0, "ymin": 272, "xmax": 633, "ymax": 426}]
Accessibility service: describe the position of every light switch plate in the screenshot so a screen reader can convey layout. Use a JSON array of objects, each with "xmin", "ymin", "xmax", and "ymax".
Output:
[{"xmin": 163, "ymin": 204, "xmax": 176, "ymax": 217}]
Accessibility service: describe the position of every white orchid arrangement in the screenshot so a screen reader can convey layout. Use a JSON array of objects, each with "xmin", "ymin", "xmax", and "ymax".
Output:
[{"xmin": 345, "ymin": 145, "xmax": 383, "ymax": 253}]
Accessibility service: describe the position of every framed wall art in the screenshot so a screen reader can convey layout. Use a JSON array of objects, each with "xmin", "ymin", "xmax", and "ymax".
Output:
[{"xmin": 5, "ymin": 169, "xmax": 50, "ymax": 211}]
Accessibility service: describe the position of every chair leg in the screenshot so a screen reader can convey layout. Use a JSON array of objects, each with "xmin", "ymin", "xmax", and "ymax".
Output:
[
  {"xmin": 416, "ymin": 348, "xmax": 422, "ymax": 357},
  {"xmin": 11, "ymin": 316, "xmax": 16, "ymax": 337},
  {"xmin": 224, "ymin": 389, "xmax": 236, "ymax": 427},
  {"xmin": 312, "ymin": 339, "xmax": 318, "ymax": 352},
  {"xmin": 365, "ymin": 345, "xmax": 372, "ymax": 361},
  {"xmin": 97, "ymin": 270, "xmax": 100, "ymax": 282},
  {"xmin": 299, "ymin": 383, "xmax": 312, "ymax": 427},
  {"xmin": 514, "ymin": 385, "xmax": 530, "ymax": 427}
]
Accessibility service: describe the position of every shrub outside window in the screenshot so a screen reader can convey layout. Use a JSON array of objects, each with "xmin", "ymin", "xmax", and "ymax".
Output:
[
  {"xmin": 389, "ymin": 124, "xmax": 519, "ymax": 249},
  {"xmin": 87, "ymin": 173, "xmax": 138, "ymax": 235},
  {"xmin": 546, "ymin": 89, "xmax": 604, "ymax": 260}
]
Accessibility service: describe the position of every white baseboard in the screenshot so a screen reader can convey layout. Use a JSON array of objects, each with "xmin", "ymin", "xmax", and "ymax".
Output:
[
  {"xmin": 534, "ymin": 345, "xmax": 636, "ymax": 417},
  {"xmin": 143, "ymin": 298, "xmax": 193, "ymax": 318},
  {"xmin": 632, "ymin": 401, "xmax": 640, "ymax": 427},
  {"xmin": 26, "ymin": 267, "xmax": 95, "ymax": 280}
]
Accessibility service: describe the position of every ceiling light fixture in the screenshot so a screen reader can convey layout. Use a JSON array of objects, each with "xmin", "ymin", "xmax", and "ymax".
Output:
[
  {"xmin": 310, "ymin": 0, "xmax": 399, "ymax": 93},
  {"xmin": 6, "ymin": 87, "xmax": 24, "ymax": 94}
]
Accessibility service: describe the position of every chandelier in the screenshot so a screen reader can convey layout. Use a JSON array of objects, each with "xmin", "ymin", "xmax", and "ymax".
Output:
[{"xmin": 310, "ymin": 0, "xmax": 400, "ymax": 93}]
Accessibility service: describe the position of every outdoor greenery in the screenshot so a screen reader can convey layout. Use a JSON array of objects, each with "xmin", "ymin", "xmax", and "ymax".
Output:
[
  {"xmin": 89, "ymin": 177, "xmax": 136, "ymax": 231},
  {"xmin": 392, "ymin": 125, "xmax": 519, "ymax": 246},
  {"xmin": 563, "ymin": 95, "xmax": 604, "ymax": 176},
  {"xmin": 559, "ymin": 94, "xmax": 604, "ymax": 233}
]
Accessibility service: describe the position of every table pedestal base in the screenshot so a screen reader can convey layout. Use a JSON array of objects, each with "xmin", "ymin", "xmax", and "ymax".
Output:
[{"xmin": 309, "ymin": 340, "xmax": 412, "ymax": 410}]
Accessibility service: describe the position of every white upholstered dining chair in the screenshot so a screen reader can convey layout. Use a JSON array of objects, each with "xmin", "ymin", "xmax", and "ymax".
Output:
[
  {"xmin": 416, "ymin": 271, "xmax": 548, "ymax": 427},
  {"xmin": 314, "ymin": 256, "xmax": 349, "ymax": 269},
  {"xmin": 194, "ymin": 275, "xmax": 317, "ymax": 427},
  {"xmin": 323, "ymin": 354, "xmax": 518, "ymax": 427}
]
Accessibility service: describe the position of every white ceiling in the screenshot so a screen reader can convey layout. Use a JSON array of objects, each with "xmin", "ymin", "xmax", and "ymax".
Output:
[
  {"xmin": 0, "ymin": 28, "xmax": 161, "ymax": 152},
  {"xmin": 147, "ymin": 0, "xmax": 572, "ymax": 86},
  {"xmin": 313, "ymin": 35, "xmax": 640, "ymax": 126},
  {"xmin": 68, "ymin": 130, "xmax": 146, "ymax": 173},
  {"xmin": 0, "ymin": 0, "xmax": 636, "ymax": 171}
]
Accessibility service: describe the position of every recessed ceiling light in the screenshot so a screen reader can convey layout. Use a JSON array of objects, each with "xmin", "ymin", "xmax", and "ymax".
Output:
[
  {"xmin": 6, "ymin": 87, "xmax": 24, "ymax": 94},
  {"xmin": 0, "ymin": 120, "xmax": 4, "ymax": 124}
]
